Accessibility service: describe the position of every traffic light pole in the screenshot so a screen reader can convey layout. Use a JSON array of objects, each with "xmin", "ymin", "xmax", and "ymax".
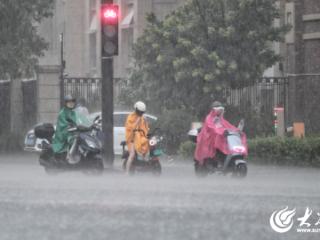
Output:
[
  {"xmin": 101, "ymin": 0, "xmax": 114, "ymax": 167},
  {"xmin": 101, "ymin": 57, "xmax": 114, "ymax": 167},
  {"xmin": 59, "ymin": 33, "xmax": 65, "ymax": 108}
]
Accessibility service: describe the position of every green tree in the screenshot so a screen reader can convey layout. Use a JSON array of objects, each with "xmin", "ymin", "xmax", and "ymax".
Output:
[
  {"xmin": 0, "ymin": 0, "xmax": 54, "ymax": 79},
  {"xmin": 119, "ymin": 0, "xmax": 287, "ymax": 118}
]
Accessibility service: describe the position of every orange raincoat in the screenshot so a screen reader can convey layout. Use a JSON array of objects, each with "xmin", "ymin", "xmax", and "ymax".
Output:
[{"xmin": 125, "ymin": 112, "xmax": 149, "ymax": 155}]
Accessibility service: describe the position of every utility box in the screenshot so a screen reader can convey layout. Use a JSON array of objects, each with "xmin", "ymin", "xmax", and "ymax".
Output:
[
  {"xmin": 274, "ymin": 107, "xmax": 285, "ymax": 137},
  {"xmin": 293, "ymin": 122, "xmax": 305, "ymax": 138}
]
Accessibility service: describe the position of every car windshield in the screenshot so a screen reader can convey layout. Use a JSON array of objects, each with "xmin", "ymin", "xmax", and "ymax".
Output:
[
  {"xmin": 114, "ymin": 114, "xmax": 157, "ymax": 127},
  {"xmin": 89, "ymin": 112, "xmax": 157, "ymax": 127},
  {"xmin": 114, "ymin": 114, "xmax": 128, "ymax": 127}
]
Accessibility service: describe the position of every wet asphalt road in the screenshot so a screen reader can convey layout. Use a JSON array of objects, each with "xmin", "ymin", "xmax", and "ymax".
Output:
[{"xmin": 0, "ymin": 154, "xmax": 319, "ymax": 240}]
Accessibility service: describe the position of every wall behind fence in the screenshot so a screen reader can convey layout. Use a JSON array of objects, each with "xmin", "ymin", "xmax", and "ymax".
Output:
[
  {"xmin": 22, "ymin": 79, "xmax": 37, "ymax": 130},
  {"xmin": 289, "ymin": 75, "xmax": 320, "ymax": 135},
  {"xmin": 0, "ymin": 81, "xmax": 10, "ymax": 135}
]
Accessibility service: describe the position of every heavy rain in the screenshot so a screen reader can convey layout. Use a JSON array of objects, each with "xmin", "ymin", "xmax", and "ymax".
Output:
[{"xmin": 0, "ymin": 0, "xmax": 320, "ymax": 240}]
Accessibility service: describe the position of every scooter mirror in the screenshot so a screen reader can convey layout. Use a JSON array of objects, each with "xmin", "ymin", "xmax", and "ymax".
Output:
[
  {"xmin": 94, "ymin": 115, "xmax": 100, "ymax": 122},
  {"xmin": 238, "ymin": 119, "xmax": 245, "ymax": 132},
  {"xmin": 188, "ymin": 129, "xmax": 198, "ymax": 143}
]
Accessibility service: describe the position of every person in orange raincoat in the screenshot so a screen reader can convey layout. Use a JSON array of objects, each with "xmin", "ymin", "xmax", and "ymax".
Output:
[{"xmin": 125, "ymin": 101, "xmax": 149, "ymax": 173}]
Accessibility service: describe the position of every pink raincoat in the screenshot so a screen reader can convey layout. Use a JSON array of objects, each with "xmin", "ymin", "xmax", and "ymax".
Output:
[{"xmin": 194, "ymin": 110, "xmax": 247, "ymax": 164}]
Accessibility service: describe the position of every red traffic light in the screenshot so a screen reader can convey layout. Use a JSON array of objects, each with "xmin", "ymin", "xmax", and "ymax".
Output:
[{"xmin": 101, "ymin": 4, "xmax": 119, "ymax": 25}]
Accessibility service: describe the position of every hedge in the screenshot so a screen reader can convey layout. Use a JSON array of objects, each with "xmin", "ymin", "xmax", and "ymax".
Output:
[
  {"xmin": 179, "ymin": 137, "xmax": 320, "ymax": 167},
  {"xmin": 249, "ymin": 137, "xmax": 320, "ymax": 167}
]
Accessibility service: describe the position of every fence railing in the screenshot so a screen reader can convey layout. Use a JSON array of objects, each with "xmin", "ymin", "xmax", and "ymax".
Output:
[
  {"xmin": 63, "ymin": 77, "xmax": 101, "ymax": 112},
  {"xmin": 224, "ymin": 77, "xmax": 289, "ymax": 137},
  {"xmin": 63, "ymin": 76, "xmax": 289, "ymax": 137}
]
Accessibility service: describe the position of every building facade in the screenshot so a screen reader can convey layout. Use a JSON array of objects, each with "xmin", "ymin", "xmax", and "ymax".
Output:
[
  {"xmin": 37, "ymin": 0, "xmax": 183, "ymax": 78},
  {"xmin": 280, "ymin": 0, "xmax": 320, "ymax": 75},
  {"xmin": 279, "ymin": 0, "xmax": 320, "ymax": 129},
  {"xmin": 36, "ymin": 0, "xmax": 183, "ymax": 122}
]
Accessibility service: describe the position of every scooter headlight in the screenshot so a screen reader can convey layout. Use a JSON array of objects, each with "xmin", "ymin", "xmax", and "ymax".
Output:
[
  {"xmin": 85, "ymin": 139, "xmax": 97, "ymax": 149},
  {"xmin": 149, "ymin": 137, "xmax": 157, "ymax": 146},
  {"xmin": 232, "ymin": 146, "xmax": 246, "ymax": 153}
]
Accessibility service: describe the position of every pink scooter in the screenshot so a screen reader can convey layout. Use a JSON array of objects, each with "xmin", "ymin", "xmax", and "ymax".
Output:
[{"xmin": 188, "ymin": 120, "xmax": 248, "ymax": 178}]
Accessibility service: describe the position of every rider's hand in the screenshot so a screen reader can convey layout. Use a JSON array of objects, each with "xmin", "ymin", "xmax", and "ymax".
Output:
[{"xmin": 223, "ymin": 130, "xmax": 229, "ymax": 137}]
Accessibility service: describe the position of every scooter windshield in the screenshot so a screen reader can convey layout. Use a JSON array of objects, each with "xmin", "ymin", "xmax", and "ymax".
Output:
[
  {"xmin": 227, "ymin": 134, "xmax": 243, "ymax": 148},
  {"xmin": 74, "ymin": 107, "xmax": 92, "ymax": 128}
]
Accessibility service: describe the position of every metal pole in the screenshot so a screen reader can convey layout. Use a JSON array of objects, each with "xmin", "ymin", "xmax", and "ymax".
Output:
[
  {"xmin": 59, "ymin": 33, "xmax": 65, "ymax": 108},
  {"xmin": 101, "ymin": 0, "xmax": 114, "ymax": 167},
  {"xmin": 101, "ymin": 58, "xmax": 114, "ymax": 167}
]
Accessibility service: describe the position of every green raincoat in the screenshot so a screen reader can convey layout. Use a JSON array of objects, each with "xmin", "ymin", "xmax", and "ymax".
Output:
[{"xmin": 52, "ymin": 107, "xmax": 77, "ymax": 153}]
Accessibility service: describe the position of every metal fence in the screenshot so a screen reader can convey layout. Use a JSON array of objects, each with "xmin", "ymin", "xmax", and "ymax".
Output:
[
  {"xmin": 62, "ymin": 76, "xmax": 289, "ymax": 137},
  {"xmin": 63, "ymin": 77, "xmax": 102, "ymax": 112},
  {"xmin": 224, "ymin": 77, "xmax": 289, "ymax": 137},
  {"xmin": 0, "ymin": 81, "xmax": 10, "ymax": 135}
]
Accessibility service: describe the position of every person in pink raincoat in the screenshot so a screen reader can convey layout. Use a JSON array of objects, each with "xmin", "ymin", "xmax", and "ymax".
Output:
[{"xmin": 194, "ymin": 101, "xmax": 245, "ymax": 165}]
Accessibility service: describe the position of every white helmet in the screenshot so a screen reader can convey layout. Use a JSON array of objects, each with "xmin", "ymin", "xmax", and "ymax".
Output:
[{"xmin": 134, "ymin": 101, "xmax": 146, "ymax": 112}]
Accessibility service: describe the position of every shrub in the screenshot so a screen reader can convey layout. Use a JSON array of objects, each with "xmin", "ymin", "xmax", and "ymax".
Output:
[
  {"xmin": 154, "ymin": 109, "xmax": 194, "ymax": 154},
  {"xmin": 178, "ymin": 141, "xmax": 196, "ymax": 159},
  {"xmin": 248, "ymin": 137, "xmax": 320, "ymax": 167}
]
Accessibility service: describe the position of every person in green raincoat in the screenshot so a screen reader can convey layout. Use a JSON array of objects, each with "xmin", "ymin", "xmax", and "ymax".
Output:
[{"xmin": 52, "ymin": 95, "xmax": 77, "ymax": 159}]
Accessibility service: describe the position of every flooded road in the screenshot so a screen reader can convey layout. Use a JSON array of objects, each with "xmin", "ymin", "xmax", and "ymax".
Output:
[{"xmin": 0, "ymin": 154, "xmax": 319, "ymax": 240}]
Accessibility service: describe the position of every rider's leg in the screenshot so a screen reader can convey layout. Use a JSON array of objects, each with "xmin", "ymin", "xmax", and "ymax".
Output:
[{"xmin": 126, "ymin": 144, "xmax": 135, "ymax": 174}]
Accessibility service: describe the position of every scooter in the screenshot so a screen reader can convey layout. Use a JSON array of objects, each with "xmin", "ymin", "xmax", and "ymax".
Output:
[
  {"xmin": 37, "ymin": 116, "xmax": 104, "ymax": 175},
  {"xmin": 188, "ymin": 120, "xmax": 248, "ymax": 178},
  {"xmin": 121, "ymin": 129, "xmax": 163, "ymax": 176}
]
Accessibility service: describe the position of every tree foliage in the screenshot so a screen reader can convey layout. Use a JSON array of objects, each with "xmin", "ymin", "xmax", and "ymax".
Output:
[
  {"xmin": 119, "ymin": 0, "xmax": 287, "ymax": 118},
  {"xmin": 0, "ymin": 0, "xmax": 54, "ymax": 79}
]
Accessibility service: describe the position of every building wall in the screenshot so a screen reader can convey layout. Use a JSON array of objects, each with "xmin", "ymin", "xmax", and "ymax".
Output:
[
  {"xmin": 281, "ymin": 0, "xmax": 320, "ymax": 74},
  {"xmin": 114, "ymin": 0, "xmax": 184, "ymax": 79},
  {"xmin": 280, "ymin": 0, "xmax": 320, "ymax": 125},
  {"xmin": 38, "ymin": 0, "xmax": 88, "ymax": 77},
  {"xmin": 35, "ymin": 0, "xmax": 184, "ymax": 119},
  {"xmin": 37, "ymin": 0, "xmax": 184, "ymax": 79}
]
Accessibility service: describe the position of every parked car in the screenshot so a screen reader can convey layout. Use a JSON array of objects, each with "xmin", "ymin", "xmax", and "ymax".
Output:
[{"xmin": 24, "ymin": 111, "xmax": 157, "ymax": 155}]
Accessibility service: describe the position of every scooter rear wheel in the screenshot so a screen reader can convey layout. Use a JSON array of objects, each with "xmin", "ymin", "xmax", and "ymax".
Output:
[
  {"xmin": 194, "ymin": 160, "xmax": 208, "ymax": 178},
  {"xmin": 83, "ymin": 156, "xmax": 104, "ymax": 176}
]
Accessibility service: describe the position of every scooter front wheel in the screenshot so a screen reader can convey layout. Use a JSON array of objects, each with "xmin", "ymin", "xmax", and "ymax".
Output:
[
  {"xmin": 151, "ymin": 160, "xmax": 161, "ymax": 176},
  {"xmin": 44, "ymin": 166, "xmax": 59, "ymax": 176},
  {"xmin": 232, "ymin": 163, "xmax": 247, "ymax": 178}
]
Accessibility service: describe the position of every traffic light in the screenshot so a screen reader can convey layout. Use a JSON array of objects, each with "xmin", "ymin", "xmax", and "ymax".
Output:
[{"xmin": 101, "ymin": 4, "xmax": 119, "ymax": 57}]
